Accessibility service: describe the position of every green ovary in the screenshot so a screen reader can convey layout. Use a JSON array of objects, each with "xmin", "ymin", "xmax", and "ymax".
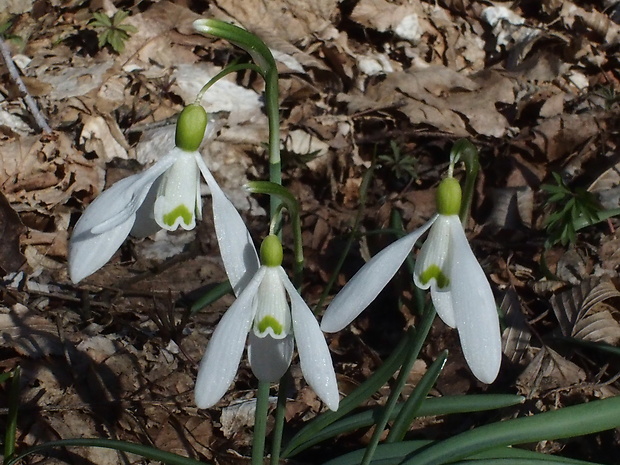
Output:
[
  {"xmin": 420, "ymin": 264, "xmax": 450, "ymax": 289},
  {"xmin": 256, "ymin": 315, "xmax": 283, "ymax": 336},
  {"xmin": 163, "ymin": 205, "xmax": 193, "ymax": 226}
]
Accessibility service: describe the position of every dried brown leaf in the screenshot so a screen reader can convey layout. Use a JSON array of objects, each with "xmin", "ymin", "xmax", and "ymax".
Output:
[
  {"xmin": 550, "ymin": 278, "xmax": 620, "ymax": 341},
  {"xmin": 501, "ymin": 288, "xmax": 532, "ymax": 364},
  {"xmin": 517, "ymin": 346, "xmax": 586, "ymax": 396},
  {"xmin": 0, "ymin": 191, "xmax": 26, "ymax": 274}
]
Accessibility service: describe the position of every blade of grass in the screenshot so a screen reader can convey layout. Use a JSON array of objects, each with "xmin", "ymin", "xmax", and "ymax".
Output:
[
  {"xmin": 281, "ymin": 325, "xmax": 416, "ymax": 458},
  {"xmin": 190, "ymin": 281, "xmax": 232, "ymax": 315},
  {"xmin": 323, "ymin": 441, "xmax": 602, "ymax": 465},
  {"xmin": 361, "ymin": 306, "xmax": 436, "ymax": 465},
  {"xmin": 4, "ymin": 438, "xmax": 210, "ymax": 465},
  {"xmin": 387, "ymin": 351, "xmax": 447, "ymax": 443},
  {"xmin": 285, "ymin": 394, "xmax": 524, "ymax": 457},
  {"xmin": 403, "ymin": 395, "xmax": 620, "ymax": 465},
  {"xmin": 4, "ymin": 366, "xmax": 21, "ymax": 460}
]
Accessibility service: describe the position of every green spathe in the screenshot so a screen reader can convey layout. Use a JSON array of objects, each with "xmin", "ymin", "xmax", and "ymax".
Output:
[
  {"xmin": 436, "ymin": 177, "xmax": 462, "ymax": 216},
  {"xmin": 163, "ymin": 204, "xmax": 193, "ymax": 227},
  {"xmin": 260, "ymin": 235, "xmax": 283, "ymax": 267},
  {"xmin": 175, "ymin": 104, "xmax": 208, "ymax": 152},
  {"xmin": 256, "ymin": 315, "xmax": 284, "ymax": 335},
  {"xmin": 419, "ymin": 264, "xmax": 450, "ymax": 289}
]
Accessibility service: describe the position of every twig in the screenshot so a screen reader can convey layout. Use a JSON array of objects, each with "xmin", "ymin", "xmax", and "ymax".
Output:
[{"xmin": 0, "ymin": 36, "xmax": 52, "ymax": 133}]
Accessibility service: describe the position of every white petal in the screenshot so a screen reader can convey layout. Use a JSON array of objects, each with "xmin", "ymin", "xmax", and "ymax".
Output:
[
  {"xmin": 448, "ymin": 217, "xmax": 501, "ymax": 384},
  {"xmin": 248, "ymin": 332, "xmax": 294, "ymax": 382},
  {"xmin": 69, "ymin": 202, "xmax": 135, "ymax": 283},
  {"xmin": 279, "ymin": 268, "xmax": 339, "ymax": 411},
  {"xmin": 154, "ymin": 148, "xmax": 201, "ymax": 231},
  {"xmin": 195, "ymin": 267, "xmax": 266, "ymax": 409},
  {"xmin": 68, "ymin": 153, "xmax": 177, "ymax": 283},
  {"xmin": 195, "ymin": 153, "xmax": 260, "ymax": 296},
  {"xmin": 320, "ymin": 216, "xmax": 437, "ymax": 333},
  {"xmin": 413, "ymin": 215, "xmax": 452, "ymax": 291},
  {"xmin": 89, "ymin": 154, "xmax": 176, "ymax": 235},
  {"xmin": 430, "ymin": 288, "xmax": 456, "ymax": 329}
]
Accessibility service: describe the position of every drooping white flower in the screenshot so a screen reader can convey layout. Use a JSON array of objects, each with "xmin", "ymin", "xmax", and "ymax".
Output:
[
  {"xmin": 195, "ymin": 235, "xmax": 339, "ymax": 411},
  {"xmin": 321, "ymin": 177, "xmax": 501, "ymax": 384},
  {"xmin": 69, "ymin": 104, "xmax": 259, "ymax": 292}
]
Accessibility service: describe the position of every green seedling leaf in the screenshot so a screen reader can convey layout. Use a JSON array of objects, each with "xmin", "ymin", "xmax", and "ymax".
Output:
[{"xmin": 90, "ymin": 10, "xmax": 136, "ymax": 53}]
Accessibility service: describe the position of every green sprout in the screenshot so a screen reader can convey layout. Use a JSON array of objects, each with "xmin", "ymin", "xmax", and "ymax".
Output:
[
  {"xmin": 378, "ymin": 141, "xmax": 418, "ymax": 182},
  {"xmin": 90, "ymin": 10, "xmax": 137, "ymax": 53},
  {"xmin": 541, "ymin": 172, "xmax": 603, "ymax": 248},
  {"xmin": 0, "ymin": 19, "xmax": 24, "ymax": 46}
]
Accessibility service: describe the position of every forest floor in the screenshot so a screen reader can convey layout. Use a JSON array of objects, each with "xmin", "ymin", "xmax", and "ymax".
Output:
[{"xmin": 1, "ymin": 0, "xmax": 620, "ymax": 464}]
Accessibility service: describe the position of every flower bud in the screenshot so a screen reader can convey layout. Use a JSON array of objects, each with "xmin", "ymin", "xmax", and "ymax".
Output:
[
  {"xmin": 260, "ymin": 235, "xmax": 283, "ymax": 267},
  {"xmin": 436, "ymin": 177, "xmax": 462, "ymax": 216},
  {"xmin": 175, "ymin": 104, "xmax": 208, "ymax": 152}
]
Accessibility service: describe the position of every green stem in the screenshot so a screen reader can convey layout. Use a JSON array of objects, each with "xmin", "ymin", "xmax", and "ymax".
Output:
[
  {"xmin": 386, "ymin": 350, "xmax": 447, "ymax": 442},
  {"xmin": 270, "ymin": 373, "xmax": 289, "ymax": 465},
  {"xmin": 4, "ymin": 366, "xmax": 21, "ymax": 460},
  {"xmin": 245, "ymin": 181, "xmax": 303, "ymax": 285},
  {"xmin": 265, "ymin": 68, "xmax": 281, "ymax": 220},
  {"xmin": 195, "ymin": 63, "xmax": 262, "ymax": 103},
  {"xmin": 253, "ymin": 381, "xmax": 271, "ymax": 465},
  {"xmin": 450, "ymin": 139, "xmax": 479, "ymax": 225},
  {"xmin": 360, "ymin": 305, "xmax": 436, "ymax": 465}
]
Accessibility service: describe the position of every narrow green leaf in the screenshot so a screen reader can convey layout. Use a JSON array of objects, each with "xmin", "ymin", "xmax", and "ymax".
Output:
[
  {"xmin": 190, "ymin": 281, "xmax": 233, "ymax": 315},
  {"xmin": 402, "ymin": 395, "xmax": 620, "ymax": 465},
  {"xmin": 387, "ymin": 351, "xmax": 447, "ymax": 442},
  {"xmin": 4, "ymin": 367, "xmax": 21, "ymax": 460},
  {"xmin": 4, "ymin": 438, "xmax": 210, "ymax": 465},
  {"xmin": 323, "ymin": 442, "xmax": 603, "ymax": 465},
  {"xmin": 281, "ymin": 327, "xmax": 418, "ymax": 458},
  {"xmin": 286, "ymin": 394, "xmax": 524, "ymax": 456}
]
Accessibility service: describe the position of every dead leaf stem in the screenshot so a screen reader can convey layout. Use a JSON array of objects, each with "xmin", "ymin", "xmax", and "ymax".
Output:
[{"xmin": 0, "ymin": 36, "xmax": 52, "ymax": 134}]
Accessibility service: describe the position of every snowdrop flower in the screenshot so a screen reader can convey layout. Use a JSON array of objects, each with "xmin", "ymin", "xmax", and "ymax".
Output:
[
  {"xmin": 321, "ymin": 177, "xmax": 501, "ymax": 384},
  {"xmin": 69, "ymin": 104, "xmax": 256, "ymax": 292},
  {"xmin": 195, "ymin": 235, "xmax": 339, "ymax": 411}
]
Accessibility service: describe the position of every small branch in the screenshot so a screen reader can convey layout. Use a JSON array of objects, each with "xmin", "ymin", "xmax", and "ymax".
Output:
[{"xmin": 0, "ymin": 36, "xmax": 52, "ymax": 133}]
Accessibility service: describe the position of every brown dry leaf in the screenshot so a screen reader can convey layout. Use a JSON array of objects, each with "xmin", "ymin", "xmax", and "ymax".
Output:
[
  {"xmin": 0, "ymin": 191, "xmax": 26, "ymax": 274},
  {"xmin": 0, "ymin": 304, "xmax": 64, "ymax": 357},
  {"xmin": 487, "ymin": 187, "xmax": 534, "ymax": 229},
  {"xmin": 0, "ymin": 132, "xmax": 104, "ymax": 209},
  {"xmin": 550, "ymin": 278, "xmax": 620, "ymax": 344},
  {"xmin": 501, "ymin": 288, "xmax": 532, "ymax": 364},
  {"xmin": 559, "ymin": 1, "xmax": 620, "ymax": 45},
  {"xmin": 345, "ymin": 67, "xmax": 514, "ymax": 137},
  {"xmin": 528, "ymin": 113, "xmax": 604, "ymax": 162},
  {"xmin": 350, "ymin": 0, "xmax": 428, "ymax": 42},
  {"xmin": 211, "ymin": 0, "xmax": 340, "ymax": 43},
  {"xmin": 517, "ymin": 346, "xmax": 586, "ymax": 396}
]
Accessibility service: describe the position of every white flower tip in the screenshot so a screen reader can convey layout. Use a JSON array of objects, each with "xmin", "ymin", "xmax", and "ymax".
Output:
[
  {"xmin": 194, "ymin": 383, "xmax": 222, "ymax": 410},
  {"xmin": 322, "ymin": 386, "xmax": 340, "ymax": 411},
  {"xmin": 470, "ymin": 355, "xmax": 501, "ymax": 384},
  {"xmin": 68, "ymin": 261, "xmax": 89, "ymax": 284},
  {"xmin": 193, "ymin": 19, "xmax": 213, "ymax": 34}
]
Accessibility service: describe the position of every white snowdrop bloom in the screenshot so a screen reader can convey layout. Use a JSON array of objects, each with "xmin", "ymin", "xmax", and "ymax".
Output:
[
  {"xmin": 69, "ymin": 104, "xmax": 257, "ymax": 292},
  {"xmin": 195, "ymin": 235, "xmax": 339, "ymax": 411},
  {"xmin": 321, "ymin": 177, "xmax": 501, "ymax": 384}
]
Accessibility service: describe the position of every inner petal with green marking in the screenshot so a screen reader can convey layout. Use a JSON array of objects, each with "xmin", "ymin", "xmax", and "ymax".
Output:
[
  {"xmin": 163, "ymin": 204, "xmax": 193, "ymax": 227},
  {"xmin": 419, "ymin": 264, "xmax": 450, "ymax": 289},
  {"xmin": 256, "ymin": 315, "xmax": 284, "ymax": 336}
]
